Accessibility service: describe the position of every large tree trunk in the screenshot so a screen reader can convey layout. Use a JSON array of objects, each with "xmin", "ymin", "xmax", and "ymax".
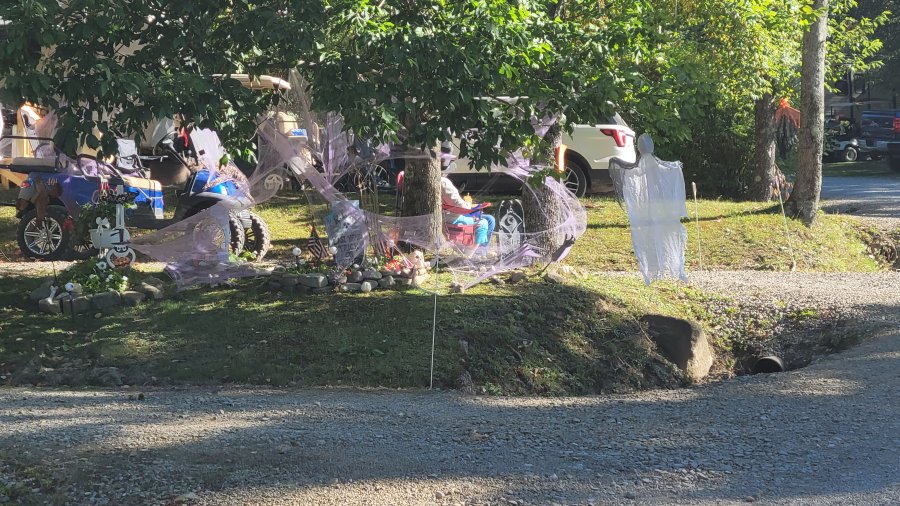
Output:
[
  {"xmin": 522, "ymin": 122, "xmax": 565, "ymax": 255},
  {"xmin": 785, "ymin": 0, "xmax": 829, "ymax": 225},
  {"xmin": 749, "ymin": 93, "xmax": 779, "ymax": 201},
  {"xmin": 401, "ymin": 147, "xmax": 442, "ymax": 247}
]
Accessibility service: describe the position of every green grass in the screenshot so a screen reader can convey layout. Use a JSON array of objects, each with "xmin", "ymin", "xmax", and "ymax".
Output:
[
  {"xmin": 823, "ymin": 158, "xmax": 899, "ymax": 178},
  {"xmin": 0, "ymin": 269, "xmax": 726, "ymax": 394},
  {"xmin": 0, "ymin": 186, "xmax": 890, "ymax": 394},
  {"xmin": 572, "ymin": 197, "xmax": 882, "ymax": 272},
  {"xmin": 3, "ymin": 187, "xmax": 885, "ymax": 272},
  {"xmin": 241, "ymin": 191, "xmax": 888, "ymax": 273},
  {"xmin": 0, "ymin": 188, "xmax": 18, "ymax": 258}
]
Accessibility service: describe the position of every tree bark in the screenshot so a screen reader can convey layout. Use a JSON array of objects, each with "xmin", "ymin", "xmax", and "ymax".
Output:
[
  {"xmin": 401, "ymin": 147, "xmax": 443, "ymax": 247},
  {"xmin": 522, "ymin": 122, "xmax": 566, "ymax": 255},
  {"xmin": 749, "ymin": 93, "xmax": 779, "ymax": 201},
  {"xmin": 785, "ymin": 0, "xmax": 829, "ymax": 225}
]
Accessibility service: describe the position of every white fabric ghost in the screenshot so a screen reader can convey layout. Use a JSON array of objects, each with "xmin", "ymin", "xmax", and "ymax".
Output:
[{"xmin": 610, "ymin": 134, "xmax": 688, "ymax": 285}]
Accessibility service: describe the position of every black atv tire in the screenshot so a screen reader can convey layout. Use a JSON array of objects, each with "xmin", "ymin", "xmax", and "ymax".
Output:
[
  {"xmin": 187, "ymin": 208, "xmax": 246, "ymax": 256},
  {"xmin": 242, "ymin": 212, "xmax": 271, "ymax": 261},
  {"xmin": 17, "ymin": 206, "xmax": 73, "ymax": 260}
]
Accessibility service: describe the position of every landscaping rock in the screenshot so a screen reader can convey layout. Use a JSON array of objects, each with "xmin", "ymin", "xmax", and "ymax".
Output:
[
  {"xmin": 362, "ymin": 269, "xmax": 382, "ymax": 280},
  {"xmin": 342, "ymin": 283, "xmax": 362, "ymax": 292},
  {"xmin": 640, "ymin": 314, "xmax": 714, "ymax": 381},
  {"xmin": 327, "ymin": 271, "xmax": 347, "ymax": 286},
  {"xmin": 91, "ymin": 291, "xmax": 121, "ymax": 310},
  {"xmin": 142, "ymin": 276, "xmax": 167, "ymax": 290},
  {"xmin": 266, "ymin": 280, "xmax": 282, "ymax": 292},
  {"xmin": 348, "ymin": 270, "xmax": 365, "ymax": 283},
  {"xmin": 61, "ymin": 296, "xmax": 92, "ymax": 315},
  {"xmin": 360, "ymin": 281, "xmax": 375, "ymax": 293},
  {"xmin": 280, "ymin": 274, "xmax": 299, "ymax": 287},
  {"xmin": 38, "ymin": 298, "xmax": 61, "ymax": 315},
  {"xmin": 121, "ymin": 291, "xmax": 146, "ymax": 306},
  {"xmin": 30, "ymin": 279, "xmax": 55, "ymax": 302},
  {"xmin": 298, "ymin": 274, "xmax": 328, "ymax": 288},
  {"xmin": 508, "ymin": 271, "xmax": 527, "ymax": 284},
  {"xmin": 544, "ymin": 272, "xmax": 566, "ymax": 284},
  {"xmin": 138, "ymin": 282, "xmax": 165, "ymax": 300},
  {"xmin": 378, "ymin": 276, "xmax": 394, "ymax": 289},
  {"xmin": 311, "ymin": 286, "xmax": 333, "ymax": 295}
]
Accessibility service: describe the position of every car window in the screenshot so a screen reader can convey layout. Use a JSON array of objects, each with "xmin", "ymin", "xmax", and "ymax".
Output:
[{"xmin": 600, "ymin": 113, "xmax": 632, "ymax": 129}]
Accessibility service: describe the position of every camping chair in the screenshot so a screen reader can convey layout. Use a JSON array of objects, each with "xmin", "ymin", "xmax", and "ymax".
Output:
[{"xmin": 395, "ymin": 171, "xmax": 491, "ymax": 247}]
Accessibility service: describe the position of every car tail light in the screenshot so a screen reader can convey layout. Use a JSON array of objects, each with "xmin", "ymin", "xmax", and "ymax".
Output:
[
  {"xmin": 555, "ymin": 144, "xmax": 567, "ymax": 173},
  {"xmin": 893, "ymin": 118, "xmax": 900, "ymax": 133},
  {"xmin": 601, "ymin": 128, "xmax": 628, "ymax": 148}
]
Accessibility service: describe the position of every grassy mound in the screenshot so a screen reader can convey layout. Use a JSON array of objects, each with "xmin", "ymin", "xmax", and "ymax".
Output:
[{"xmin": 1, "ymin": 270, "xmax": 722, "ymax": 393}]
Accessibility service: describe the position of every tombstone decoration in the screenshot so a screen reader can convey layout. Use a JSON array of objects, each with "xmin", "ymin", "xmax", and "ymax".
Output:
[
  {"xmin": 324, "ymin": 200, "xmax": 368, "ymax": 268},
  {"xmin": 497, "ymin": 199, "xmax": 525, "ymax": 256},
  {"xmin": 89, "ymin": 185, "xmax": 137, "ymax": 269}
]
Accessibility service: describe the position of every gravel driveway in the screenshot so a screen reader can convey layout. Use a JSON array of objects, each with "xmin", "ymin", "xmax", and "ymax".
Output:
[
  {"xmin": 2, "ymin": 328, "xmax": 899, "ymax": 506},
  {"xmin": 821, "ymin": 175, "xmax": 900, "ymax": 231}
]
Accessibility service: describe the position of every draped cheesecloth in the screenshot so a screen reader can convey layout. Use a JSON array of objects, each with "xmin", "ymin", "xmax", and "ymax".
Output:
[
  {"xmin": 3, "ymin": 73, "xmax": 588, "ymax": 291},
  {"xmin": 610, "ymin": 134, "xmax": 688, "ymax": 285}
]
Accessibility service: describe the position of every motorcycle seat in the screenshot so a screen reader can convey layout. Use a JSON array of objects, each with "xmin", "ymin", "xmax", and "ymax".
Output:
[
  {"xmin": 8, "ymin": 157, "xmax": 57, "ymax": 174},
  {"xmin": 121, "ymin": 175, "xmax": 162, "ymax": 192}
]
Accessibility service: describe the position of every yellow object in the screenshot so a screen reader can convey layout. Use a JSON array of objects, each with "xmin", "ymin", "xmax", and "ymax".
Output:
[
  {"xmin": 555, "ymin": 144, "xmax": 567, "ymax": 173},
  {"xmin": 0, "ymin": 167, "xmax": 28, "ymax": 190},
  {"xmin": 120, "ymin": 175, "xmax": 162, "ymax": 192}
]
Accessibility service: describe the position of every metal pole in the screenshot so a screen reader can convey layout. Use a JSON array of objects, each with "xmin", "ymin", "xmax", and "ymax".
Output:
[
  {"xmin": 691, "ymin": 182, "xmax": 702, "ymax": 271},
  {"xmin": 774, "ymin": 177, "xmax": 797, "ymax": 271},
  {"xmin": 429, "ymin": 248, "xmax": 439, "ymax": 390}
]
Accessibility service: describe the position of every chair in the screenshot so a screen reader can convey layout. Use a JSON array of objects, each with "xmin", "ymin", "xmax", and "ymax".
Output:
[{"xmin": 395, "ymin": 171, "xmax": 490, "ymax": 247}]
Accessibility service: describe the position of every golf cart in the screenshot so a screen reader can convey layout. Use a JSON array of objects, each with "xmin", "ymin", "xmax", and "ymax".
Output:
[{"xmin": 3, "ymin": 129, "xmax": 270, "ymax": 261}]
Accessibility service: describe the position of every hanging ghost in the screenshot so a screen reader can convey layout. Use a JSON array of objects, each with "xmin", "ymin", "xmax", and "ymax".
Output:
[{"xmin": 609, "ymin": 134, "xmax": 689, "ymax": 285}]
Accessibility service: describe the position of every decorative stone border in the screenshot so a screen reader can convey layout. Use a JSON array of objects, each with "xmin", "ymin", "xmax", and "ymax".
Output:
[{"xmin": 30, "ymin": 276, "xmax": 169, "ymax": 315}]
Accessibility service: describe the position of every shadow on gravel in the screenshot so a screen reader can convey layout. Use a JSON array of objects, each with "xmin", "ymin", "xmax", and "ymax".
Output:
[{"xmin": 2, "ymin": 332, "xmax": 899, "ymax": 505}]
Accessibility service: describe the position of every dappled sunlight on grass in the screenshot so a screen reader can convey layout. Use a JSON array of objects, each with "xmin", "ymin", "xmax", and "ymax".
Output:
[{"xmin": 571, "ymin": 197, "xmax": 882, "ymax": 272}]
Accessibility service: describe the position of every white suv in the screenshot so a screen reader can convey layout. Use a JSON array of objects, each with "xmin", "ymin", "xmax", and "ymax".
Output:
[{"xmin": 445, "ymin": 114, "xmax": 636, "ymax": 197}]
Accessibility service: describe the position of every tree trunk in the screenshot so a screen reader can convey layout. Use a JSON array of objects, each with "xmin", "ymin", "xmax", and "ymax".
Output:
[
  {"xmin": 749, "ymin": 93, "xmax": 778, "ymax": 201},
  {"xmin": 785, "ymin": 0, "xmax": 829, "ymax": 225},
  {"xmin": 401, "ymin": 147, "xmax": 442, "ymax": 247},
  {"xmin": 522, "ymin": 122, "xmax": 566, "ymax": 255}
]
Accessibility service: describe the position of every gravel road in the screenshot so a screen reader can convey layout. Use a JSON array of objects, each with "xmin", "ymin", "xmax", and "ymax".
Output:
[
  {"xmin": 689, "ymin": 270, "xmax": 900, "ymax": 323},
  {"xmin": 821, "ymin": 175, "xmax": 900, "ymax": 231},
  {"xmin": 2, "ymin": 327, "xmax": 898, "ymax": 506}
]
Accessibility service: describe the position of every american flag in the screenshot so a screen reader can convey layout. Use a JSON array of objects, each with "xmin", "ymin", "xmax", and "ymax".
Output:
[{"xmin": 307, "ymin": 224, "xmax": 328, "ymax": 262}]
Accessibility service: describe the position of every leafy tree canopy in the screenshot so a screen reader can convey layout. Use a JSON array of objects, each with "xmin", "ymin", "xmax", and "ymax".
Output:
[{"xmin": 0, "ymin": 0, "xmax": 323, "ymax": 156}]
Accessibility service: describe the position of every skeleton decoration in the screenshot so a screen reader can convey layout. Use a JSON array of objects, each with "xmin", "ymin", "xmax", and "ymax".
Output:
[
  {"xmin": 609, "ymin": 134, "xmax": 689, "ymax": 285},
  {"xmin": 89, "ymin": 185, "xmax": 137, "ymax": 269}
]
